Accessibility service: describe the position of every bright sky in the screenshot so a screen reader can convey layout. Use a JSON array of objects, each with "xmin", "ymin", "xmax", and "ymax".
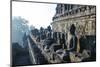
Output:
[{"xmin": 12, "ymin": 1, "xmax": 56, "ymax": 29}]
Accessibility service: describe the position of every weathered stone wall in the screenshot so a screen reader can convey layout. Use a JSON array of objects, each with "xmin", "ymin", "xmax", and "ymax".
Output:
[{"xmin": 52, "ymin": 4, "xmax": 96, "ymax": 36}]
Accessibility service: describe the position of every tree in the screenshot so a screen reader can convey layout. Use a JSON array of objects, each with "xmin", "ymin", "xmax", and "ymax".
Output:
[{"xmin": 12, "ymin": 16, "xmax": 29, "ymax": 48}]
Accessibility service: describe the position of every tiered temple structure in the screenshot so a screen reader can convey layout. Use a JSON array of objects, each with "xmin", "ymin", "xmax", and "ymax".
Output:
[{"xmin": 51, "ymin": 4, "xmax": 96, "ymax": 36}]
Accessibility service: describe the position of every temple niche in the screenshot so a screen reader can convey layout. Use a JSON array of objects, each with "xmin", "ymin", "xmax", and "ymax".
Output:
[{"xmin": 51, "ymin": 4, "xmax": 96, "ymax": 36}]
